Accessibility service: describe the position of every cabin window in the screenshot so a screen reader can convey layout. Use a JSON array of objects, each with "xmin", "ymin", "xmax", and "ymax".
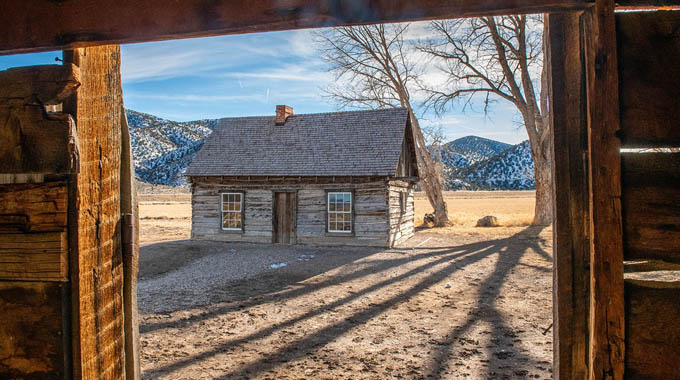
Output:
[
  {"xmin": 327, "ymin": 192, "xmax": 352, "ymax": 233},
  {"xmin": 221, "ymin": 192, "xmax": 243, "ymax": 230}
]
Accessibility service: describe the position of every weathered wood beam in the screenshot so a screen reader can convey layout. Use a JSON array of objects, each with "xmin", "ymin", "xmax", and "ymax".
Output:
[
  {"xmin": 0, "ymin": 181, "xmax": 68, "ymax": 233},
  {"xmin": 0, "ymin": 281, "xmax": 69, "ymax": 379},
  {"xmin": 0, "ymin": 232, "xmax": 68, "ymax": 282},
  {"xmin": 616, "ymin": 10, "xmax": 680, "ymax": 148},
  {"xmin": 624, "ymin": 278, "xmax": 680, "ymax": 379},
  {"xmin": 0, "ymin": 0, "xmax": 591, "ymax": 55},
  {"xmin": 583, "ymin": 1, "xmax": 626, "ymax": 379},
  {"xmin": 120, "ymin": 107, "xmax": 141, "ymax": 380},
  {"xmin": 549, "ymin": 11, "xmax": 590, "ymax": 380},
  {"xmin": 621, "ymin": 152, "xmax": 680, "ymax": 264},
  {"xmin": 0, "ymin": 64, "xmax": 81, "ymax": 174},
  {"xmin": 62, "ymin": 46, "xmax": 126, "ymax": 380},
  {"xmin": 0, "ymin": 109, "xmax": 79, "ymax": 174},
  {"xmin": 615, "ymin": 0, "xmax": 680, "ymax": 9},
  {"xmin": 0, "ymin": 64, "xmax": 80, "ymax": 105}
]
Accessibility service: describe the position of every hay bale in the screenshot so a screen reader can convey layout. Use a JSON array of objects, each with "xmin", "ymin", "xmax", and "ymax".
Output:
[{"xmin": 476, "ymin": 215, "xmax": 499, "ymax": 227}]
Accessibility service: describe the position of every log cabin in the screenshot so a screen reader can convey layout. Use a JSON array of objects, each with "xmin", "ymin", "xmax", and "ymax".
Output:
[
  {"xmin": 185, "ymin": 106, "xmax": 419, "ymax": 247},
  {"xmin": 0, "ymin": 1, "xmax": 679, "ymax": 379}
]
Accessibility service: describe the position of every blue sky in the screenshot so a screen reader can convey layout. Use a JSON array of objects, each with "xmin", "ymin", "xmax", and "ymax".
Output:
[{"xmin": 0, "ymin": 24, "xmax": 528, "ymax": 144}]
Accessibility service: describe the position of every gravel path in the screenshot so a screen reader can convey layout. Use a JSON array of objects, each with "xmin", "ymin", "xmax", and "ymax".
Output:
[{"xmin": 138, "ymin": 240, "xmax": 380, "ymax": 313}]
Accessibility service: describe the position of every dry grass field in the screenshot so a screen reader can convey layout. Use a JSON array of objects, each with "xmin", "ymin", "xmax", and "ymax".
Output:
[
  {"xmin": 414, "ymin": 191, "xmax": 535, "ymax": 228},
  {"xmin": 139, "ymin": 193, "xmax": 191, "ymax": 243}
]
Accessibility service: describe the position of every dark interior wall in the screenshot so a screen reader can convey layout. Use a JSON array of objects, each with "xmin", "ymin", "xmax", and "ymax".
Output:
[{"xmin": 616, "ymin": 10, "xmax": 680, "ymax": 379}]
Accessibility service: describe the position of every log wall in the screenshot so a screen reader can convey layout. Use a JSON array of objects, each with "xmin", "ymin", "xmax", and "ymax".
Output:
[
  {"xmin": 0, "ymin": 181, "xmax": 71, "ymax": 379},
  {"xmin": 387, "ymin": 180, "xmax": 415, "ymax": 247},
  {"xmin": 616, "ymin": 10, "xmax": 680, "ymax": 380},
  {"xmin": 0, "ymin": 64, "xmax": 77, "ymax": 379},
  {"xmin": 190, "ymin": 177, "xmax": 404, "ymax": 247}
]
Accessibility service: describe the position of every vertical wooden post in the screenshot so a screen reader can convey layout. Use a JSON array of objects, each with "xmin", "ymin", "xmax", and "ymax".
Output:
[
  {"xmin": 582, "ymin": 1, "xmax": 625, "ymax": 379},
  {"xmin": 549, "ymin": 11, "xmax": 590, "ymax": 380},
  {"xmin": 63, "ymin": 46, "xmax": 127, "ymax": 380},
  {"xmin": 121, "ymin": 106, "xmax": 141, "ymax": 380}
]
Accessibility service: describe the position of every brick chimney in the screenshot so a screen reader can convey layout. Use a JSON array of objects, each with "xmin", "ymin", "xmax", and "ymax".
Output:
[{"xmin": 275, "ymin": 105, "xmax": 293, "ymax": 125}]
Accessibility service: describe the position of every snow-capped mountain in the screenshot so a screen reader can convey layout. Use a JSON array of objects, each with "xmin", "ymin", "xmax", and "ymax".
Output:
[
  {"xmin": 440, "ymin": 136, "xmax": 511, "ymax": 173},
  {"xmin": 127, "ymin": 109, "xmax": 535, "ymax": 190},
  {"xmin": 445, "ymin": 140, "xmax": 535, "ymax": 190},
  {"xmin": 126, "ymin": 109, "xmax": 219, "ymax": 186}
]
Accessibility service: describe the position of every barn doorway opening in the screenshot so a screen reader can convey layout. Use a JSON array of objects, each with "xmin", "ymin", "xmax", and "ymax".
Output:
[
  {"xmin": 0, "ymin": 10, "xmax": 558, "ymax": 380},
  {"xmin": 126, "ymin": 17, "xmax": 556, "ymax": 378},
  {"xmin": 0, "ymin": 20, "xmax": 554, "ymax": 380}
]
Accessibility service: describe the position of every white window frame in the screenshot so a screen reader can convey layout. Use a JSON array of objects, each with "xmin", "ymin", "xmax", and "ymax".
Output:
[
  {"xmin": 220, "ymin": 192, "xmax": 244, "ymax": 231},
  {"xmin": 327, "ymin": 191, "xmax": 352, "ymax": 233}
]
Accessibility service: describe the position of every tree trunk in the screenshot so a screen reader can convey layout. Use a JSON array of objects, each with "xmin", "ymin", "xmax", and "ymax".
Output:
[
  {"xmin": 532, "ymin": 19, "xmax": 554, "ymax": 227},
  {"xmin": 532, "ymin": 146, "xmax": 554, "ymax": 225},
  {"xmin": 409, "ymin": 111, "xmax": 450, "ymax": 227}
]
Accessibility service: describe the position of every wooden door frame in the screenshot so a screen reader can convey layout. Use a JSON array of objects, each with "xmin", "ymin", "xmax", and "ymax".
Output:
[
  {"xmin": 5, "ymin": 1, "xmax": 678, "ymax": 379},
  {"xmin": 272, "ymin": 190, "xmax": 297, "ymax": 244},
  {"xmin": 549, "ymin": 12, "xmax": 591, "ymax": 380},
  {"xmin": 549, "ymin": 2, "xmax": 628, "ymax": 379},
  {"xmin": 0, "ymin": 0, "xmax": 596, "ymax": 56}
]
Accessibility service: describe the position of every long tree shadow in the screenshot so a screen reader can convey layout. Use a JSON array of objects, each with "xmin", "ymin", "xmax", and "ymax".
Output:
[
  {"xmin": 141, "ymin": 242, "xmax": 447, "ymax": 333},
  {"xmin": 139, "ymin": 240, "xmax": 384, "ymax": 317},
  {"xmin": 423, "ymin": 226, "xmax": 552, "ymax": 379},
  {"xmin": 143, "ymin": 226, "xmax": 552, "ymax": 379}
]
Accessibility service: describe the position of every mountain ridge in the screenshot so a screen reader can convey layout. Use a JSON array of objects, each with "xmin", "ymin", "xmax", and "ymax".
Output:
[
  {"xmin": 125, "ymin": 110, "xmax": 535, "ymax": 189},
  {"xmin": 127, "ymin": 109, "xmax": 219, "ymax": 186}
]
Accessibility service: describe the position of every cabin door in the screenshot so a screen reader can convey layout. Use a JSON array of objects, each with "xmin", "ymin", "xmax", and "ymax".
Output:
[{"xmin": 274, "ymin": 192, "xmax": 296, "ymax": 244}]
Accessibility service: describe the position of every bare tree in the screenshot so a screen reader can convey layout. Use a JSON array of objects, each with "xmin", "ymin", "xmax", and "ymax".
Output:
[
  {"xmin": 316, "ymin": 24, "xmax": 450, "ymax": 226},
  {"xmin": 419, "ymin": 16, "xmax": 553, "ymax": 225},
  {"xmin": 421, "ymin": 124, "xmax": 448, "ymax": 188}
]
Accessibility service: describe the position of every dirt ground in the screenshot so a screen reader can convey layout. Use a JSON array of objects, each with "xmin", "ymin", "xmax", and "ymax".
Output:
[{"xmin": 138, "ymin": 192, "xmax": 553, "ymax": 379}]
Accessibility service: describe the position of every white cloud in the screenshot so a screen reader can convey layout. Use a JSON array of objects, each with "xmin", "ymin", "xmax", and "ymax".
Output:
[
  {"xmin": 221, "ymin": 64, "xmax": 331, "ymax": 83},
  {"xmin": 126, "ymin": 92, "xmax": 265, "ymax": 103}
]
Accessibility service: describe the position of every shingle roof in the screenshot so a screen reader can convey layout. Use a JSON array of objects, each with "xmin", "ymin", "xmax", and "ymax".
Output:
[{"xmin": 185, "ymin": 108, "xmax": 410, "ymax": 177}]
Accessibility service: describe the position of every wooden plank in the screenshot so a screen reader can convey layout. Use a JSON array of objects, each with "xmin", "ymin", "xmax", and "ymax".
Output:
[
  {"xmin": 297, "ymin": 236, "xmax": 387, "ymax": 247},
  {"xmin": 0, "ymin": 64, "xmax": 81, "ymax": 174},
  {"xmin": 622, "ymin": 152, "xmax": 680, "ymax": 263},
  {"xmin": 549, "ymin": 11, "xmax": 590, "ymax": 380},
  {"xmin": 617, "ymin": 10, "xmax": 680, "ymax": 147},
  {"xmin": 387, "ymin": 182, "xmax": 414, "ymax": 246},
  {"xmin": 0, "ymin": 107, "xmax": 79, "ymax": 174},
  {"xmin": 624, "ymin": 278, "xmax": 680, "ymax": 379},
  {"xmin": 0, "ymin": 281, "xmax": 68, "ymax": 379},
  {"xmin": 192, "ymin": 233, "xmax": 270, "ymax": 244},
  {"xmin": 62, "ymin": 46, "xmax": 126, "ymax": 380},
  {"xmin": 0, "ymin": 0, "xmax": 591, "ymax": 55},
  {"xmin": 624, "ymin": 259, "xmax": 680, "ymax": 273},
  {"xmin": 289, "ymin": 192, "xmax": 296, "ymax": 244},
  {"xmin": 615, "ymin": 0, "xmax": 680, "ymax": 9},
  {"xmin": 0, "ymin": 232, "xmax": 67, "ymax": 281},
  {"xmin": 583, "ymin": 1, "xmax": 626, "ymax": 379},
  {"xmin": 275, "ymin": 192, "xmax": 285, "ymax": 243},
  {"xmin": 0, "ymin": 181, "xmax": 68, "ymax": 233},
  {"xmin": 0, "ymin": 64, "xmax": 80, "ymax": 104},
  {"xmin": 120, "ymin": 107, "xmax": 140, "ymax": 380},
  {"xmin": 0, "ymin": 174, "xmax": 45, "ymax": 184}
]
